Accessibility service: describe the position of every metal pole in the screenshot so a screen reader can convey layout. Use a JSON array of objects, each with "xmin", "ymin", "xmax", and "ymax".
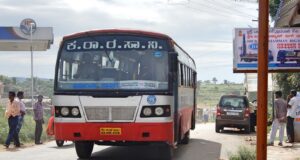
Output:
[
  {"xmin": 30, "ymin": 23, "xmax": 34, "ymax": 108},
  {"xmin": 257, "ymin": 0, "xmax": 269, "ymax": 159}
]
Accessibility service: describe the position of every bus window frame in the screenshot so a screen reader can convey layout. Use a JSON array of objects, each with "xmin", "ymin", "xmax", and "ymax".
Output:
[{"xmin": 54, "ymin": 40, "xmax": 176, "ymax": 97}]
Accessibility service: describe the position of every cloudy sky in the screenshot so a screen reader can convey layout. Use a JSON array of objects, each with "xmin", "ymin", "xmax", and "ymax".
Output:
[{"xmin": 0, "ymin": 0, "xmax": 258, "ymax": 83}]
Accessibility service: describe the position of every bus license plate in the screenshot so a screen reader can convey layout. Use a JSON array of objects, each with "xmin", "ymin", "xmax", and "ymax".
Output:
[{"xmin": 100, "ymin": 128, "xmax": 121, "ymax": 135}]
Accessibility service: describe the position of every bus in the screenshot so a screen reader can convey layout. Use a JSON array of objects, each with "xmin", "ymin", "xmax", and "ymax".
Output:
[{"xmin": 53, "ymin": 29, "xmax": 197, "ymax": 159}]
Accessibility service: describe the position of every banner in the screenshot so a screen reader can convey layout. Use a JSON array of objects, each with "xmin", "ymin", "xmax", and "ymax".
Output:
[{"xmin": 233, "ymin": 28, "xmax": 300, "ymax": 72}]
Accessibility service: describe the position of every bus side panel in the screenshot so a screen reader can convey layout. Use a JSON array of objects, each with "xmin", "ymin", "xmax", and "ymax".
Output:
[
  {"xmin": 54, "ymin": 122, "xmax": 173, "ymax": 144},
  {"xmin": 178, "ymin": 87, "xmax": 194, "ymax": 139}
]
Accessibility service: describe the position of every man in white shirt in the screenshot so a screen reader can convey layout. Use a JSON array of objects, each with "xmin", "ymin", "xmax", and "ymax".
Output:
[
  {"xmin": 286, "ymin": 90, "xmax": 299, "ymax": 143},
  {"xmin": 15, "ymin": 91, "xmax": 26, "ymax": 145}
]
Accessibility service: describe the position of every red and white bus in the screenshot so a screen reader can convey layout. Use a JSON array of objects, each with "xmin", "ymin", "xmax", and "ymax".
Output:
[{"xmin": 53, "ymin": 29, "xmax": 197, "ymax": 159}]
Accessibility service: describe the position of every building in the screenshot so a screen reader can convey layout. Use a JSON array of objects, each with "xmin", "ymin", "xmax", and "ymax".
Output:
[{"xmin": 275, "ymin": 0, "xmax": 300, "ymax": 27}]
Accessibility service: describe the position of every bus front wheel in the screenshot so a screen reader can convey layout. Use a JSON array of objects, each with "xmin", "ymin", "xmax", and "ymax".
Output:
[
  {"xmin": 56, "ymin": 140, "xmax": 64, "ymax": 147},
  {"xmin": 75, "ymin": 141, "xmax": 94, "ymax": 159},
  {"xmin": 181, "ymin": 130, "xmax": 190, "ymax": 144}
]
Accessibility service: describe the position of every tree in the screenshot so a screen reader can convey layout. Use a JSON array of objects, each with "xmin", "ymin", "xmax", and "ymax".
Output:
[
  {"xmin": 212, "ymin": 77, "xmax": 218, "ymax": 84},
  {"xmin": 269, "ymin": 0, "xmax": 281, "ymax": 20},
  {"xmin": 274, "ymin": 73, "xmax": 300, "ymax": 97},
  {"xmin": 224, "ymin": 80, "xmax": 228, "ymax": 85}
]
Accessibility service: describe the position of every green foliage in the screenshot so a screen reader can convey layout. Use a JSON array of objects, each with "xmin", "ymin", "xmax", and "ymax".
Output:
[
  {"xmin": 197, "ymin": 83, "xmax": 244, "ymax": 107},
  {"xmin": 269, "ymin": 0, "xmax": 281, "ymax": 20},
  {"xmin": 274, "ymin": 73, "xmax": 300, "ymax": 98},
  {"xmin": 229, "ymin": 146, "xmax": 256, "ymax": 160}
]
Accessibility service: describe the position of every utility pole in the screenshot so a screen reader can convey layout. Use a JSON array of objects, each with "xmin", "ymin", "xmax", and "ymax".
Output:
[{"xmin": 257, "ymin": 0, "xmax": 269, "ymax": 159}]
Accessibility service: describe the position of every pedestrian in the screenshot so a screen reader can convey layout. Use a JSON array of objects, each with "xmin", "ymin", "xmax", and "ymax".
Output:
[
  {"xmin": 267, "ymin": 91, "xmax": 287, "ymax": 146},
  {"xmin": 33, "ymin": 95, "xmax": 44, "ymax": 145},
  {"xmin": 14, "ymin": 91, "xmax": 26, "ymax": 146},
  {"xmin": 3, "ymin": 91, "xmax": 21, "ymax": 148},
  {"xmin": 203, "ymin": 108, "xmax": 209, "ymax": 123},
  {"xmin": 286, "ymin": 90, "xmax": 299, "ymax": 143}
]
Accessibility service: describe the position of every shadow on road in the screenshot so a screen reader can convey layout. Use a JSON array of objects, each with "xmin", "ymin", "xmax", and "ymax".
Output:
[
  {"xmin": 174, "ymin": 139, "xmax": 221, "ymax": 160},
  {"xmin": 49, "ymin": 142, "xmax": 75, "ymax": 149},
  {"xmin": 81, "ymin": 139, "xmax": 221, "ymax": 160}
]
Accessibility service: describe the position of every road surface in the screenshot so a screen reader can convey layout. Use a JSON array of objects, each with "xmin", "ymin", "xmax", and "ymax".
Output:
[{"xmin": 0, "ymin": 123, "xmax": 256, "ymax": 160}]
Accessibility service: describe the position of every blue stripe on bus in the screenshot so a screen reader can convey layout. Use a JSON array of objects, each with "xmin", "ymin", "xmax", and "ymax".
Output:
[
  {"xmin": 99, "ymin": 83, "xmax": 119, "ymax": 89},
  {"xmin": 72, "ymin": 83, "xmax": 120, "ymax": 89},
  {"xmin": 73, "ymin": 83, "xmax": 98, "ymax": 89}
]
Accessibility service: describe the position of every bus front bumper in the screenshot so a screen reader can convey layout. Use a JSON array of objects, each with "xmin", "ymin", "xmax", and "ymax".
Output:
[{"xmin": 54, "ymin": 122, "xmax": 174, "ymax": 144}]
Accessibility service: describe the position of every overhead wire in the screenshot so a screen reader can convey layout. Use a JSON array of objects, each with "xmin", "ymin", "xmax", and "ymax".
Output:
[
  {"xmin": 190, "ymin": 0, "xmax": 257, "ymax": 19},
  {"xmin": 167, "ymin": 0, "xmax": 257, "ymax": 19}
]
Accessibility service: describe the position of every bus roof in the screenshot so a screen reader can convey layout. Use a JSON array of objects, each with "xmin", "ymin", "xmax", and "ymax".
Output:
[{"xmin": 63, "ymin": 29, "xmax": 172, "ymax": 41}]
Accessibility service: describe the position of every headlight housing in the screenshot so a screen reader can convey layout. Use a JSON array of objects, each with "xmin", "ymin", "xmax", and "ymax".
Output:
[
  {"xmin": 140, "ymin": 105, "xmax": 171, "ymax": 117},
  {"xmin": 55, "ymin": 106, "xmax": 81, "ymax": 118}
]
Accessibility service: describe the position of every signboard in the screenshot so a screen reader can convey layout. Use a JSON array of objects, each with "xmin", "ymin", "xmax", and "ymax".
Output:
[
  {"xmin": 20, "ymin": 18, "xmax": 37, "ymax": 35},
  {"xmin": 233, "ymin": 28, "xmax": 300, "ymax": 72}
]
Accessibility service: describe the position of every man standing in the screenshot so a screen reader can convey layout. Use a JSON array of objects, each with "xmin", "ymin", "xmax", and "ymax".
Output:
[
  {"xmin": 286, "ymin": 90, "xmax": 299, "ymax": 143},
  {"xmin": 267, "ymin": 91, "xmax": 287, "ymax": 146},
  {"xmin": 33, "ymin": 95, "xmax": 44, "ymax": 145},
  {"xmin": 15, "ymin": 91, "xmax": 26, "ymax": 145},
  {"xmin": 4, "ymin": 91, "xmax": 21, "ymax": 148}
]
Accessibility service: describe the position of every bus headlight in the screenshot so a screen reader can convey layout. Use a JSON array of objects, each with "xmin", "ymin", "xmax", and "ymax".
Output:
[
  {"xmin": 61, "ymin": 107, "xmax": 70, "ymax": 116},
  {"xmin": 155, "ymin": 107, "xmax": 164, "ymax": 116},
  {"xmin": 71, "ymin": 107, "xmax": 79, "ymax": 116},
  {"xmin": 142, "ymin": 107, "xmax": 152, "ymax": 116}
]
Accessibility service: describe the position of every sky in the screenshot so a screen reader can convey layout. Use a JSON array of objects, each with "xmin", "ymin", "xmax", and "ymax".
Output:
[{"xmin": 0, "ymin": 0, "xmax": 259, "ymax": 83}]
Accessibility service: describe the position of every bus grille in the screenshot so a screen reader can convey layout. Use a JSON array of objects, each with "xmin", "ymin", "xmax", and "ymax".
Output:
[{"xmin": 84, "ymin": 106, "xmax": 137, "ymax": 121}]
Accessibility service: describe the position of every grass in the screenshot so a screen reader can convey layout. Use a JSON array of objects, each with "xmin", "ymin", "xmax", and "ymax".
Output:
[
  {"xmin": 0, "ymin": 106, "xmax": 52, "ymax": 144},
  {"xmin": 228, "ymin": 146, "xmax": 256, "ymax": 160},
  {"xmin": 197, "ymin": 83, "xmax": 244, "ymax": 108}
]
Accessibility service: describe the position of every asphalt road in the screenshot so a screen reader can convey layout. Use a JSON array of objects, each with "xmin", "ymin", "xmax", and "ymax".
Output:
[{"xmin": 0, "ymin": 123, "xmax": 254, "ymax": 160}]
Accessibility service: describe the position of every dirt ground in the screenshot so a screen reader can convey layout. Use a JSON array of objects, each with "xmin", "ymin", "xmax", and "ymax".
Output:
[{"xmin": 244, "ymin": 135, "xmax": 300, "ymax": 160}]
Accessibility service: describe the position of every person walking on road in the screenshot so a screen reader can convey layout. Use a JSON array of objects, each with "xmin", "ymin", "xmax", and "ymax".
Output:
[
  {"xmin": 15, "ymin": 91, "xmax": 26, "ymax": 146},
  {"xmin": 33, "ymin": 95, "xmax": 44, "ymax": 145},
  {"xmin": 267, "ymin": 91, "xmax": 287, "ymax": 146},
  {"xmin": 3, "ymin": 91, "xmax": 21, "ymax": 148},
  {"xmin": 286, "ymin": 90, "xmax": 299, "ymax": 143}
]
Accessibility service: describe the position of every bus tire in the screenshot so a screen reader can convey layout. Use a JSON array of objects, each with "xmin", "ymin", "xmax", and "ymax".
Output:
[
  {"xmin": 161, "ymin": 144, "xmax": 173, "ymax": 160},
  {"xmin": 75, "ymin": 141, "xmax": 94, "ymax": 159},
  {"xmin": 181, "ymin": 130, "xmax": 190, "ymax": 144},
  {"xmin": 56, "ymin": 140, "xmax": 64, "ymax": 147}
]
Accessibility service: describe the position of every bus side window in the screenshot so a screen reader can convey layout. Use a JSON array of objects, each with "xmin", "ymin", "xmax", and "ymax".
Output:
[
  {"xmin": 180, "ymin": 63, "xmax": 184, "ymax": 86},
  {"xmin": 178, "ymin": 63, "xmax": 181, "ymax": 86}
]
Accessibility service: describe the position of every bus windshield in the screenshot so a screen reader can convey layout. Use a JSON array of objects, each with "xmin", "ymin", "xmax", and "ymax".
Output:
[{"xmin": 56, "ymin": 35, "xmax": 169, "ymax": 91}]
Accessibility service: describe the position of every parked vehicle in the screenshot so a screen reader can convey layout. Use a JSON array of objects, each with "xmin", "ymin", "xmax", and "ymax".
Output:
[
  {"xmin": 277, "ymin": 50, "xmax": 300, "ymax": 64},
  {"xmin": 215, "ymin": 95, "xmax": 251, "ymax": 133}
]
